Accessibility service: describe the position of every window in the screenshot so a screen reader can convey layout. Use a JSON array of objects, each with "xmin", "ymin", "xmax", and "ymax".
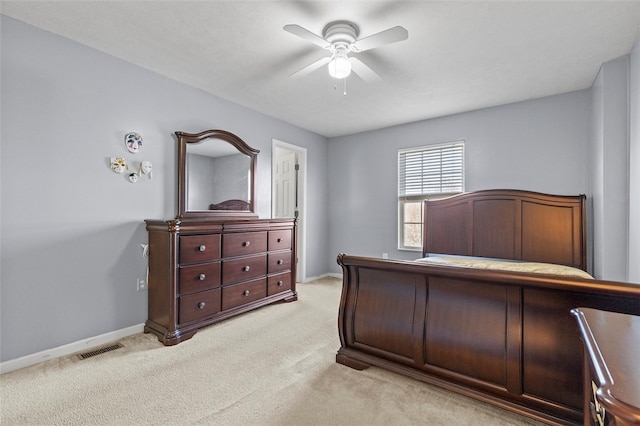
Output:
[{"xmin": 398, "ymin": 141, "xmax": 465, "ymax": 250}]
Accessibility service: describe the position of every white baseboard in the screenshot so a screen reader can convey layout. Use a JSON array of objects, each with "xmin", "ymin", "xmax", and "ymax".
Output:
[
  {"xmin": 1, "ymin": 273, "xmax": 343, "ymax": 374},
  {"xmin": 0, "ymin": 323, "xmax": 144, "ymax": 374},
  {"xmin": 301, "ymin": 272, "xmax": 342, "ymax": 283}
]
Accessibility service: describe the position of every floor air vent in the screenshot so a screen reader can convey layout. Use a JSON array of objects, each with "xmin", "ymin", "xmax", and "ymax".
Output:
[{"xmin": 77, "ymin": 343, "xmax": 123, "ymax": 360}]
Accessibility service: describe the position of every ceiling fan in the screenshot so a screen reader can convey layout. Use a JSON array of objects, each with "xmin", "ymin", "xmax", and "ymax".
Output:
[{"xmin": 283, "ymin": 20, "xmax": 408, "ymax": 82}]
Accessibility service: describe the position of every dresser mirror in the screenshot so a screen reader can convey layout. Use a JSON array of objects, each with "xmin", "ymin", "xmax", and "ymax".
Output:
[{"xmin": 177, "ymin": 129, "xmax": 259, "ymax": 218}]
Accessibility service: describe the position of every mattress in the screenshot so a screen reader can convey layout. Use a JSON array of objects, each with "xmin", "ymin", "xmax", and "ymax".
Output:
[{"xmin": 416, "ymin": 254, "xmax": 593, "ymax": 279}]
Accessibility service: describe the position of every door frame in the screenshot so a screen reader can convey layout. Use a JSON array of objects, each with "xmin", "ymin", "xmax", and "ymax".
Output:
[{"xmin": 272, "ymin": 139, "xmax": 307, "ymax": 283}]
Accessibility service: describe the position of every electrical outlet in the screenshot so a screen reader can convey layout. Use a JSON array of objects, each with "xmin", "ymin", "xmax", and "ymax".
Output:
[
  {"xmin": 137, "ymin": 278, "xmax": 147, "ymax": 291},
  {"xmin": 382, "ymin": 253, "xmax": 388, "ymax": 259}
]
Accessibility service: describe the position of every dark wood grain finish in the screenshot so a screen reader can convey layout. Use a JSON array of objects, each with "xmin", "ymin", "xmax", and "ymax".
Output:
[
  {"xmin": 335, "ymin": 190, "xmax": 638, "ymax": 426},
  {"xmin": 267, "ymin": 273, "xmax": 291, "ymax": 296},
  {"xmin": 222, "ymin": 254, "xmax": 267, "ymax": 285},
  {"xmin": 145, "ymin": 218, "xmax": 297, "ymax": 345},
  {"xmin": 268, "ymin": 229, "xmax": 292, "ymax": 251},
  {"xmin": 337, "ymin": 254, "xmax": 640, "ymax": 425},
  {"xmin": 267, "ymin": 251, "xmax": 292, "ymax": 274},
  {"xmin": 178, "ymin": 288, "xmax": 221, "ymax": 324},
  {"xmin": 178, "ymin": 261, "xmax": 221, "ymax": 295},
  {"xmin": 222, "ymin": 278, "xmax": 267, "ymax": 311},
  {"xmin": 176, "ymin": 129, "xmax": 259, "ymax": 219},
  {"xmin": 223, "ymin": 231, "xmax": 267, "ymax": 258},
  {"xmin": 425, "ymin": 278, "xmax": 508, "ymax": 385},
  {"xmin": 423, "ymin": 189, "xmax": 586, "ymax": 270},
  {"xmin": 351, "ymin": 268, "xmax": 418, "ymax": 361},
  {"xmin": 179, "ymin": 234, "xmax": 221, "ymax": 264},
  {"xmin": 209, "ymin": 199, "xmax": 251, "ymax": 211},
  {"xmin": 572, "ymin": 308, "xmax": 640, "ymax": 426}
]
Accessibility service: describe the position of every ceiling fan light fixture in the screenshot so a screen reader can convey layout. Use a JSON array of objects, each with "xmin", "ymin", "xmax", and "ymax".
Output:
[
  {"xmin": 328, "ymin": 50, "xmax": 351, "ymax": 79},
  {"xmin": 285, "ymin": 20, "xmax": 408, "ymax": 82}
]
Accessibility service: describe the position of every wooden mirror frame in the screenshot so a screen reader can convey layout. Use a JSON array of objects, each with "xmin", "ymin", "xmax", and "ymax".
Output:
[{"xmin": 176, "ymin": 129, "xmax": 259, "ymax": 219}]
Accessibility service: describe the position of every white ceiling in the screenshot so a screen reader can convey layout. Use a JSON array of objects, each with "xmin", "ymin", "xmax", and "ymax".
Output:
[{"xmin": 2, "ymin": 1, "xmax": 640, "ymax": 138}]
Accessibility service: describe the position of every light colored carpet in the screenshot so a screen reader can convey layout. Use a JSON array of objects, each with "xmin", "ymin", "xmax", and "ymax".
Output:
[{"xmin": 1, "ymin": 277, "xmax": 544, "ymax": 426}]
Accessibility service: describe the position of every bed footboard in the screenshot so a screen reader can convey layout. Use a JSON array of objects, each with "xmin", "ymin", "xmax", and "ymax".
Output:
[{"xmin": 336, "ymin": 254, "xmax": 640, "ymax": 425}]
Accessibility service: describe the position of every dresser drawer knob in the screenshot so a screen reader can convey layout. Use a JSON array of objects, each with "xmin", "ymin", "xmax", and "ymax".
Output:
[
  {"xmin": 199, "ymin": 245, "xmax": 206, "ymax": 252},
  {"xmin": 197, "ymin": 302, "xmax": 206, "ymax": 309},
  {"xmin": 277, "ymin": 280, "xmax": 283, "ymax": 286},
  {"xmin": 243, "ymin": 241, "xmax": 251, "ymax": 247},
  {"xmin": 277, "ymin": 238, "xmax": 282, "ymax": 243},
  {"xmin": 243, "ymin": 265, "xmax": 250, "ymax": 272},
  {"xmin": 199, "ymin": 273, "xmax": 206, "ymax": 281},
  {"xmin": 243, "ymin": 290, "xmax": 250, "ymax": 296},
  {"xmin": 277, "ymin": 259, "xmax": 284, "ymax": 265}
]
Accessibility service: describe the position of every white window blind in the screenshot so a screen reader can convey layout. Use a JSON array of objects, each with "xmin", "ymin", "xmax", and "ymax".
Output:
[
  {"xmin": 398, "ymin": 142, "xmax": 464, "ymax": 197},
  {"xmin": 397, "ymin": 141, "xmax": 464, "ymax": 250}
]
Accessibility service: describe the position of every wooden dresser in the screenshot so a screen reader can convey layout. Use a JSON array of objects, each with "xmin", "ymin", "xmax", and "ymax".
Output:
[
  {"xmin": 572, "ymin": 308, "xmax": 640, "ymax": 425},
  {"xmin": 144, "ymin": 217, "xmax": 297, "ymax": 345}
]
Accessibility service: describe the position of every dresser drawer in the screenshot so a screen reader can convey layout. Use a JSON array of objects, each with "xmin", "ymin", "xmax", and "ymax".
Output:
[
  {"xmin": 179, "ymin": 262, "xmax": 221, "ymax": 295},
  {"xmin": 222, "ymin": 278, "xmax": 267, "ymax": 311},
  {"xmin": 267, "ymin": 251, "xmax": 292, "ymax": 274},
  {"xmin": 178, "ymin": 288, "xmax": 221, "ymax": 324},
  {"xmin": 179, "ymin": 234, "xmax": 221, "ymax": 265},
  {"xmin": 222, "ymin": 231, "xmax": 267, "ymax": 258},
  {"xmin": 268, "ymin": 229, "xmax": 292, "ymax": 251},
  {"xmin": 268, "ymin": 273, "xmax": 292, "ymax": 296},
  {"xmin": 222, "ymin": 254, "xmax": 267, "ymax": 285}
]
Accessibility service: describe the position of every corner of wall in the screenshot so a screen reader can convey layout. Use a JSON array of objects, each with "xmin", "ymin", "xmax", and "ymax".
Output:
[
  {"xmin": 628, "ymin": 37, "xmax": 640, "ymax": 283},
  {"xmin": 588, "ymin": 53, "xmax": 630, "ymax": 281}
]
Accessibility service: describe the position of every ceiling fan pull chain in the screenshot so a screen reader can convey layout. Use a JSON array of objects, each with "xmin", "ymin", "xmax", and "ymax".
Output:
[{"xmin": 333, "ymin": 78, "xmax": 348, "ymax": 96}]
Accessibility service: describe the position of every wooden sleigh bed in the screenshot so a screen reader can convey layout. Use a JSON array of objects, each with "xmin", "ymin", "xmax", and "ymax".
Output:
[{"xmin": 336, "ymin": 189, "xmax": 640, "ymax": 425}]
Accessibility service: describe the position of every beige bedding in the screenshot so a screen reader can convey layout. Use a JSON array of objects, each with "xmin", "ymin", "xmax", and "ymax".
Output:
[{"xmin": 416, "ymin": 254, "xmax": 593, "ymax": 279}]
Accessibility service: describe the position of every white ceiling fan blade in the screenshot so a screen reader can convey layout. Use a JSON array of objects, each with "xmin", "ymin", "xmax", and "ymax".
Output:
[
  {"xmin": 283, "ymin": 24, "xmax": 331, "ymax": 49},
  {"xmin": 290, "ymin": 56, "xmax": 332, "ymax": 78},
  {"xmin": 350, "ymin": 57, "xmax": 381, "ymax": 83},
  {"xmin": 353, "ymin": 26, "xmax": 408, "ymax": 52}
]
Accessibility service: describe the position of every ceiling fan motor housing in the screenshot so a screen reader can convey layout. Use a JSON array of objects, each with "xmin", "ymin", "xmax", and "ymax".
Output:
[{"xmin": 323, "ymin": 21, "xmax": 359, "ymax": 51}]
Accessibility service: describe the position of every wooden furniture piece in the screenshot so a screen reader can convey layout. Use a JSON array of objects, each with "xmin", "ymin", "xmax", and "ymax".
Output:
[
  {"xmin": 145, "ymin": 217, "xmax": 296, "ymax": 345},
  {"xmin": 145, "ymin": 129, "xmax": 297, "ymax": 345},
  {"xmin": 209, "ymin": 199, "xmax": 250, "ymax": 211},
  {"xmin": 177, "ymin": 129, "xmax": 258, "ymax": 218},
  {"xmin": 336, "ymin": 189, "xmax": 640, "ymax": 425},
  {"xmin": 572, "ymin": 308, "xmax": 640, "ymax": 425}
]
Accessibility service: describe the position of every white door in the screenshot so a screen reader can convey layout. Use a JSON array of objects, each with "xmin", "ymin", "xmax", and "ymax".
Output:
[
  {"xmin": 273, "ymin": 150, "xmax": 297, "ymax": 218},
  {"xmin": 272, "ymin": 141, "xmax": 306, "ymax": 283}
]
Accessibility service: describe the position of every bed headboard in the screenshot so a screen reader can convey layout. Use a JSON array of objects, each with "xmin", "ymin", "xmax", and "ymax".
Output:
[{"xmin": 422, "ymin": 189, "xmax": 587, "ymax": 271}]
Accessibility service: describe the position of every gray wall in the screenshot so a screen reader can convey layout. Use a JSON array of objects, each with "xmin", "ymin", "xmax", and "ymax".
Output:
[
  {"xmin": 327, "ymin": 91, "xmax": 591, "ymax": 272},
  {"xmin": 326, "ymin": 43, "xmax": 640, "ymax": 281},
  {"xmin": 0, "ymin": 16, "xmax": 329, "ymax": 362},
  {"xmin": 590, "ymin": 56, "xmax": 630, "ymax": 282},
  {"xmin": 629, "ymin": 39, "xmax": 640, "ymax": 283},
  {"xmin": 2, "ymin": 15, "xmax": 637, "ymax": 363}
]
